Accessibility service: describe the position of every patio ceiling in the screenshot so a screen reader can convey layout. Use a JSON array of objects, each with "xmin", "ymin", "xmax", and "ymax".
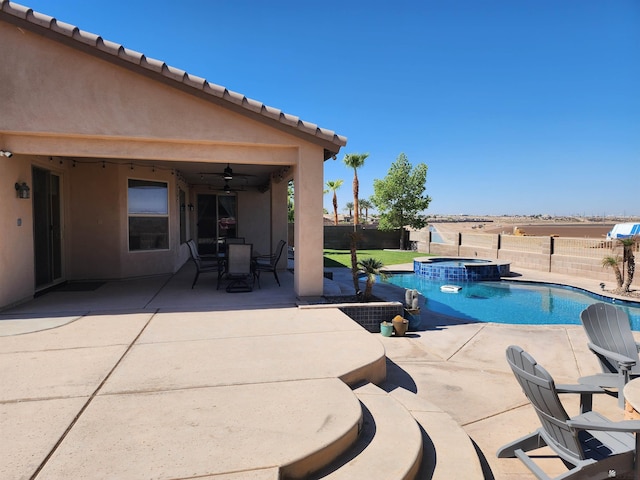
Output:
[{"xmin": 67, "ymin": 156, "xmax": 288, "ymax": 191}]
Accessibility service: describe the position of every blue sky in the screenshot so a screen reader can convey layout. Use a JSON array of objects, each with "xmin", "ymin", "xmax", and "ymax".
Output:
[{"xmin": 21, "ymin": 0, "xmax": 639, "ymax": 217}]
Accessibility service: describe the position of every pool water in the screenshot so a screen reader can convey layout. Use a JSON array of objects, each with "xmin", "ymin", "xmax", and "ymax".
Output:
[{"xmin": 383, "ymin": 274, "xmax": 640, "ymax": 330}]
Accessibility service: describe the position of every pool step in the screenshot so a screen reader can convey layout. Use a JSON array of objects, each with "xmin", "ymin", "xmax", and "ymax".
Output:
[
  {"xmin": 386, "ymin": 384, "xmax": 485, "ymax": 479},
  {"xmin": 295, "ymin": 382, "xmax": 484, "ymax": 479},
  {"xmin": 304, "ymin": 382, "xmax": 422, "ymax": 479}
]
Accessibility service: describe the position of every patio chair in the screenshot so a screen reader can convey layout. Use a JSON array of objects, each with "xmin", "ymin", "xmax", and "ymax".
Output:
[
  {"xmin": 186, "ymin": 239, "xmax": 222, "ymax": 289},
  {"xmin": 218, "ymin": 243, "xmax": 254, "ymax": 292},
  {"xmin": 254, "ymin": 240, "xmax": 286, "ymax": 287},
  {"xmin": 218, "ymin": 237, "xmax": 244, "ymax": 256},
  {"xmin": 225, "ymin": 237, "xmax": 245, "ymax": 244},
  {"xmin": 578, "ymin": 302, "xmax": 640, "ymax": 408},
  {"xmin": 497, "ymin": 345, "xmax": 640, "ymax": 480}
]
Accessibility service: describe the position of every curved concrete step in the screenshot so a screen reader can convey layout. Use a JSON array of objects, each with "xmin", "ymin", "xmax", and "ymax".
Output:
[
  {"xmin": 307, "ymin": 382, "xmax": 423, "ymax": 480},
  {"xmin": 277, "ymin": 380, "xmax": 364, "ymax": 479},
  {"xmin": 387, "ymin": 385, "xmax": 484, "ymax": 479}
]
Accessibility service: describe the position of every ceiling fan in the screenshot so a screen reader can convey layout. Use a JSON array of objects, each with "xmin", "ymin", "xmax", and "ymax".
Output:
[
  {"xmin": 221, "ymin": 179, "xmax": 246, "ymax": 194},
  {"xmin": 198, "ymin": 164, "xmax": 255, "ymax": 182},
  {"xmin": 222, "ymin": 163, "xmax": 233, "ymax": 180}
]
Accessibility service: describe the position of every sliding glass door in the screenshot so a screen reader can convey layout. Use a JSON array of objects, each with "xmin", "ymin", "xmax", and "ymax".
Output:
[
  {"xmin": 32, "ymin": 167, "xmax": 62, "ymax": 288},
  {"xmin": 196, "ymin": 194, "xmax": 237, "ymax": 255}
]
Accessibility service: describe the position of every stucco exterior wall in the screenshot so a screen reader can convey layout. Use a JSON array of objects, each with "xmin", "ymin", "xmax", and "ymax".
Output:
[
  {"xmin": 0, "ymin": 22, "xmax": 302, "ymax": 165},
  {"xmin": 294, "ymin": 146, "xmax": 325, "ymax": 296},
  {"xmin": 68, "ymin": 162, "xmax": 186, "ymax": 280},
  {"xmin": 67, "ymin": 161, "xmax": 122, "ymax": 278},
  {"xmin": 0, "ymin": 154, "xmax": 35, "ymax": 307}
]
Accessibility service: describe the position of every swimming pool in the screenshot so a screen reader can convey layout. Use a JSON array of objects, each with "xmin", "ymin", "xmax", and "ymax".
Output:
[{"xmin": 383, "ymin": 274, "xmax": 640, "ymax": 330}]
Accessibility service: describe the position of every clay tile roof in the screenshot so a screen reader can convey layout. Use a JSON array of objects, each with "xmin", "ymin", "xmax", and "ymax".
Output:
[{"xmin": 0, "ymin": 0, "xmax": 347, "ymax": 156}]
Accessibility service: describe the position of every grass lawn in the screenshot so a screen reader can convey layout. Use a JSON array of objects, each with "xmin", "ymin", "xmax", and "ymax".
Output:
[{"xmin": 323, "ymin": 249, "xmax": 430, "ymax": 268}]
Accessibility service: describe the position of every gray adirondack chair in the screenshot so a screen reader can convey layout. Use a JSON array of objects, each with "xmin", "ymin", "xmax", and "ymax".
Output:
[
  {"xmin": 578, "ymin": 302, "xmax": 640, "ymax": 408},
  {"xmin": 497, "ymin": 345, "xmax": 640, "ymax": 480}
]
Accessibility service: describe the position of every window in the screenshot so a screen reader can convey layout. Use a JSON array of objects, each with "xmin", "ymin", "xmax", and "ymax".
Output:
[{"xmin": 128, "ymin": 179, "xmax": 169, "ymax": 251}]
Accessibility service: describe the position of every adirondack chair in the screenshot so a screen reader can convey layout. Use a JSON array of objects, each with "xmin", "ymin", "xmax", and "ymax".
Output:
[
  {"xmin": 186, "ymin": 239, "xmax": 222, "ymax": 289},
  {"xmin": 254, "ymin": 240, "xmax": 286, "ymax": 287},
  {"xmin": 579, "ymin": 302, "xmax": 640, "ymax": 408},
  {"xmin": 497, "ymin": 345, "xmax": 640, "ymax": 480}
]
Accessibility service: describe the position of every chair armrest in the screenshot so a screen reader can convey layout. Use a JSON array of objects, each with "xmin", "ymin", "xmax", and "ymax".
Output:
[
  {"xmin": 254, "ymin": 256, "xmax": 275, "ymax": 267},
  {"xmin": 567, "ymin": 419, "xmax": 640, "ymax": 433},
  {"xmin": 556, "ymin": 383, "xmax": 607, "ymax": 413},
  {"xmin": 556, "ymin": 384, "xmax": 606, "ymax": 395},
  {"xmin": 200, "ymin": 258, "xmax": 222, "ymax": 266},
  {"xmin": 588, "ymin": 343, "xmax": 637, "ymax": 369}
]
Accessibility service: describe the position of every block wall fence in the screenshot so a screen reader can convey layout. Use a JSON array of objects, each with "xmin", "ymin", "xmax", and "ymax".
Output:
[
  {"xmin": 286, "ymin": 224, "xmax": 639, "ymax": 289},
  {"xmin": 409, "ymin": 230, "xmax": 640, "ymax": 288}
]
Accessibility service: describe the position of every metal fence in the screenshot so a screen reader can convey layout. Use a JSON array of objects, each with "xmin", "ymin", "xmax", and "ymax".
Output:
[{"xmin": 553, "ymin": 238, "xmax": 615, "ymax": 258}]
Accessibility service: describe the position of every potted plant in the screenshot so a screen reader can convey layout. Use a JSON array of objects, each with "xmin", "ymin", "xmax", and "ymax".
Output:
[
  {"xmin": 380, "ymin": 321, "xmax": 393, "ymax": 337},
  {"xmin": 391, "ymin": 314, "xmax": 409, "ymax": 337}
]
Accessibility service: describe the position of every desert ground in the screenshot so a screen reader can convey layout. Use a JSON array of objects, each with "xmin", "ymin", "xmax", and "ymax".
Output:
[{"xmin": 431, "ymin": 218, "xmax": 618, "ymax": 239}]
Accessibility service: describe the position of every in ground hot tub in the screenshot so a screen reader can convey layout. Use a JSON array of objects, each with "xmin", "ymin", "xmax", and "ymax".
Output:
[{"xmin": 413, "ymin": 257, "xmax": 510, "ymax": 282}]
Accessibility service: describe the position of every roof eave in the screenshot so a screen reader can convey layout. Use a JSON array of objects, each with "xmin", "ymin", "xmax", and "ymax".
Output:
[{"xmin": 0, "ymin": 1, "xmax": 347, "ymax": 158}]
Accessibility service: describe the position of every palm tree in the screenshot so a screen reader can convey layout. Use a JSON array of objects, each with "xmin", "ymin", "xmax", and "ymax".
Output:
[
  {"xmin": 357, "ymin": 257, "xmax": 388, "ymax": 302},
  {"xmin": 343, "ymin": 153, "xmax": 369, "ymax": 227},
  {"xmin": 359, "ymin": 198, "xmax": 373, "ymax": 223},
  {"xmin": 620, "ymin": 236, "xmax": 638, "ymax": 292},
  {"xmin": 344, "ymin": 201, "xmax": 354, "ymax": 220},
  {"xmin": 325, "ymin": 179, "xmax": 343, "ymax": 226},
  {"xmin": 348, "ymin": 230, "xmax": 361, "ymax": 294},
  {"xmin": 604, "ymin": 236, "xmax": 639, "ymax": 293},
  {"xmin": 602, "ymin": 255, "xmax": 624, "ymax": 289}
]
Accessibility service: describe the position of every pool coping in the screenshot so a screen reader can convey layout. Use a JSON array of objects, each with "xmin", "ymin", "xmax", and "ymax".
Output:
[{"xmin": 412, "ymin": 256, "xmax": 511, "ymax": 269}]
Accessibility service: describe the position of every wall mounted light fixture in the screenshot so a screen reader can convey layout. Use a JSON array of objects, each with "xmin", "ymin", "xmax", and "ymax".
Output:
[
  {"xmin": 15, "ymin": 182, "xmax": 30, "ymax": 199},
  {"xmin": 0, "ymin": 150, "xmax": 13, "ymax": 158}
]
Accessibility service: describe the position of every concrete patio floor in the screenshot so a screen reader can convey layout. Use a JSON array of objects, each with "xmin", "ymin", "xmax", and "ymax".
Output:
[{"xmin": 0, "ymin": 261, "xmax": 635, "ymax": 479}]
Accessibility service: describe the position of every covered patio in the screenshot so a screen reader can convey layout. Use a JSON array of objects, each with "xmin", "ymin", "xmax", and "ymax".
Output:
[{"xmin": 0, "ymin": 1, "xmax": 346, "ymax": 310}]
